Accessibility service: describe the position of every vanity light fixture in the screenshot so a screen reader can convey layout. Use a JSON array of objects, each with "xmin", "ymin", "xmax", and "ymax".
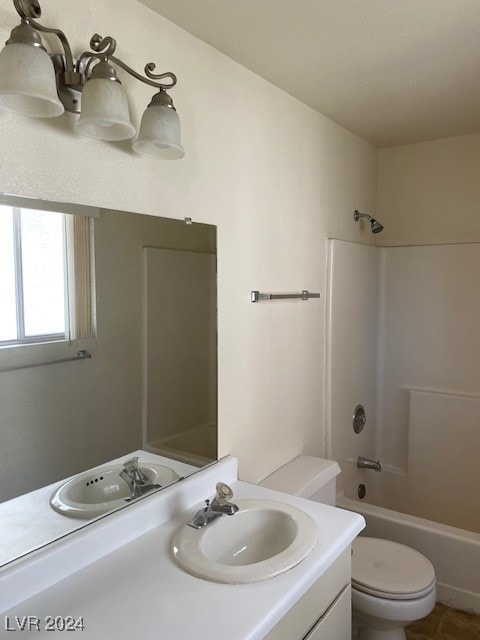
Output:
[{"xmin": 0, "ymin": 0, "xmax": 185, "ymax": 159}]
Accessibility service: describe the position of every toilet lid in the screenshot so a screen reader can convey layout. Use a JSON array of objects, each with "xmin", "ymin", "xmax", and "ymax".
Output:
[{"xmin": 352, "ymin": 537, "xmax": 436, "ymax": 600}]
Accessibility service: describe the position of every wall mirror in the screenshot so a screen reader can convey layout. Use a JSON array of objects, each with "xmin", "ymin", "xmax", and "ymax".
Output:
[{"xmin": 0, "ymin": 193, "xmax": 217, "ymax": 567}]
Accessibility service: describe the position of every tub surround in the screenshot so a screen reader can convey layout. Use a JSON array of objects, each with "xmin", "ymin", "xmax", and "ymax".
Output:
[
  {"xmin": 327, "ymin": 240, "xmax": 480, "ymax": 525},
  {"xmin": 326, "ymin": 238, "xmax": 480, "ymax": 616},
  {"xmin": 0, "ymin": 456, "xmax": 364, "ymax": 638}
]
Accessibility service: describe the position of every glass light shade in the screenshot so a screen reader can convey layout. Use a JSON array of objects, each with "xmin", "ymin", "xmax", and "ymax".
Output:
[
  {"xmin": 133, "ymin": 104, "xmax": 185, "ymax": 159},
  {"xmin": 74, "ymin": 78, "xmax": 135, "ymax": 141},
  {"xmin": 0, "ymin": 43, "xmax": 64, "ymax": 117}
]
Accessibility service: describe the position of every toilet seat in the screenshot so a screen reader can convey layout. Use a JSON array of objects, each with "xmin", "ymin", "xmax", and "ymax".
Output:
[{"xmin": 352, "ymin": 537, "xmax": 436, "ymax": 600}]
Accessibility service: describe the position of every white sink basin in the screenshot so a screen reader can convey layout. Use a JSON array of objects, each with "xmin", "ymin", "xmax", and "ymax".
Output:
[
  {"xmin": 50, "ymin": 462, "xmax": 180, "ymax": 519},
  {"xmin": 172, "ymin": 498, "xmax": 316, "ymax": 583}
]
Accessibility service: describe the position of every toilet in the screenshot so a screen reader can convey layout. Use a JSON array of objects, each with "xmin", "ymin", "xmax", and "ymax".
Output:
[{"xmin": 260, "ymin": 456, "xmax": 436, "ymax": 640}]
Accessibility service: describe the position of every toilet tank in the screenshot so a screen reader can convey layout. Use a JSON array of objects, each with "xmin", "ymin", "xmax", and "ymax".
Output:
[{"xmin": 259, "ymin": 456, "xmax": 341, "ymax": 506}]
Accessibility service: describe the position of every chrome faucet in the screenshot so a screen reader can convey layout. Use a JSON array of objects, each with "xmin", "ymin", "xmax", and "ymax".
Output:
[
  {"xmin": 188, "ymin": 482, "xmax": 239, "ymax": 529},
  {"xmin": 357, "ymin": 456, "xmax": 382, "ymax": 472},
  {"xmin": 120, "ymin": 457, "xmax": 161, "ymax": 501}
]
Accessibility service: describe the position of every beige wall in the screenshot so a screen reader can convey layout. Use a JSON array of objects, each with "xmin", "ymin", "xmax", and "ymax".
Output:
[
  {"xmin": 0, "ymin": 0, "xmax": 377, "ymax": 483},
  {"xmin": 377, "ymin": 133, "xmax": 480, "ymax": 246}
]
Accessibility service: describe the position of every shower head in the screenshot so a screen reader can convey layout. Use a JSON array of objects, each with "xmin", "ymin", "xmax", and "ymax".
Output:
[
  {"xmin": 370, "ymin": 219, "xmax": 384, "ymax": 234},
  {"xmin": 354, "ymin": 210, "xmax": 384, "ymax": 234}
]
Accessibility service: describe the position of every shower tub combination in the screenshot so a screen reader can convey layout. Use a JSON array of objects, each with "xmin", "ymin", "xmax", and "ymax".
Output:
[
  {"xmin": 326, "ymin": 239, "xmax": 480, "ymax": 617},
  {"xmin": 337, "ymin": 473, "xmax": 480, "ymax": 615}
]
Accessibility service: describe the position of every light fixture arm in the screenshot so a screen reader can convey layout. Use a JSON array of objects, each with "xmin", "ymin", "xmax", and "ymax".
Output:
[
  {"xmin": 110, "ymin": 55, "xmax": 177, "ymax": 89},
  {"xmin": 85, "ymin": 33, "xmax": 177, "ymax": 90},
  {"xmin": 12, "ymin": 0, "xmax": 75, "ymax": 74},
  {"xmin": 13, "ymin": 0, "xmax": 40, "ymax": 20}
]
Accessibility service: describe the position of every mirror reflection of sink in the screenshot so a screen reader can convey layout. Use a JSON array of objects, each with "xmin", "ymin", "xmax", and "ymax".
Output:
[
  {"xmin": 50, "ymin": 463, "xmax": 180, "ymax": 519},
  {"xmin": 172, "ymin": 498, "xmax": 316, "ymax": 584}
]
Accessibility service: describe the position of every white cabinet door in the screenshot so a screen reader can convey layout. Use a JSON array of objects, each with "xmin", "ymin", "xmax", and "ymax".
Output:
[
  {"xmin": 304, "ymin": 586, "xmax": 350, "ymax": 640},
  {"xmin": 263, "ymin": 549, "xmax": 351, "ymax": 640}
]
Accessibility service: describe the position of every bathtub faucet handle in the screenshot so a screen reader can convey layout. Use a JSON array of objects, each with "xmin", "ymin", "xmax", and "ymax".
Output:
[{"xmin": 357, "ymin": 456, "xmax": 382, "ymax": 472}]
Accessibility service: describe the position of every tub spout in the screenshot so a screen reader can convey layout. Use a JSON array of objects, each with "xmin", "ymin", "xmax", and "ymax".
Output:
[{"xmin": 357, "ymin": 456, "xmax": 382, "ymax": 472}]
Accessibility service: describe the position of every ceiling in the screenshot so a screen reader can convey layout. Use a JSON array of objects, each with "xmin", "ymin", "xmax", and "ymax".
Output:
[{"xmin": 139, "ymin": 0, "xmax": 480, "ymax": 148}]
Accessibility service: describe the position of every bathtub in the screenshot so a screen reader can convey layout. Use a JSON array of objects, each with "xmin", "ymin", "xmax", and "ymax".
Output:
[
  {"xmin": 337, "ymin": 491, "xmax": 480, "ymax": 615},
  {"xmin": 146, "ymin": 423, "xmax": 217, "ymax": 467}
]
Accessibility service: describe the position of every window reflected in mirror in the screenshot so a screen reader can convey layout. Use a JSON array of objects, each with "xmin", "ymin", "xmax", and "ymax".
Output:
[{"xmin": 0, "ymin": 206, "xmax": 95, "ymax": 347}]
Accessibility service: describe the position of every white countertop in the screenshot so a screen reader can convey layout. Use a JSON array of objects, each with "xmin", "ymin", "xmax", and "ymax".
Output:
[
  {"xmin": 0, "ymin": 450, "xmax": 198, "ymax": 567},
  {"xmin": 0, "ymin": 456, "xmax": 364, "ymax": 639}
]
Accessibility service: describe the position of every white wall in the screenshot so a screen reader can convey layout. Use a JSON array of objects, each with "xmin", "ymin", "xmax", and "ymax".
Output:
[
  {"xmin": 0, "ymin": 0, "xmax": 377, "ymax": 483},
  {"xmin": 377, "ymin": 133, "xmax": 480, "ymax": 246}
]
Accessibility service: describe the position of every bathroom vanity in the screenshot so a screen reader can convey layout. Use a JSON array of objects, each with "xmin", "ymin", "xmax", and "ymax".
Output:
[{"xmin": 0, "ymin": 456, "xmax": 364, "ymax": 639}]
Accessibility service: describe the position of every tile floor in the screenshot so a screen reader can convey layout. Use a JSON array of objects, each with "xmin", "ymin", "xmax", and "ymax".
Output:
[{"xmin": 406, "ymin": 603, "xmax": 480, "ymax": 640}]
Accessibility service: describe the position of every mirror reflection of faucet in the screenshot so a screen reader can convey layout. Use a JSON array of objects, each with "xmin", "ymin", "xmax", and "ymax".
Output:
[
  {"xmin": 120, "ymin": 457, "xmax": 161, "ymax": 501},
  {"xmin": 188, "ymin": 482, "xmax": 239, "ymax": 529},
  {"xmin": 357, "ymin": 456, "xmax": 382, "ymax": 472}
]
